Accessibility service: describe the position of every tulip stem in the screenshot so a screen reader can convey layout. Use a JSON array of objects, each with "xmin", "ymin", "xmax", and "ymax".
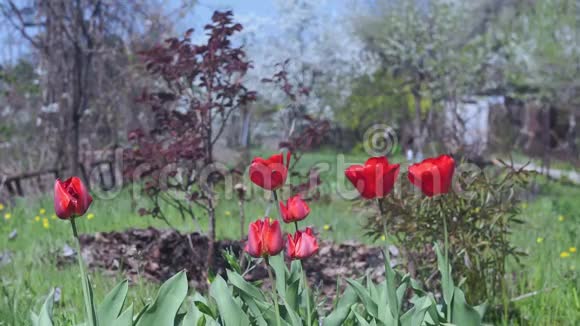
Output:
[
  {"xmin": 70, "ymin": 218, "xmax": 97, "ymax": 326},
  {"xmin": 303, "ymin": 269, "xmax": 312, "ymax": 326},
  {"xmin": 294, "ymin": 221, "xmax": 299, "ymax": 232},
  {"xmin": 265, "ymin": 257, "xmax": 282, "ymax": 326},
  {"xmin": 272, "ymin": 190, "xmax": 283, "ymax": 223},
  {"xmin": 439, "ymin": 199, "xmax": 451, "ymax": 322},
  {"xmin": 377, "ymin": 198, "xmax": 387, "ymax": 239}
]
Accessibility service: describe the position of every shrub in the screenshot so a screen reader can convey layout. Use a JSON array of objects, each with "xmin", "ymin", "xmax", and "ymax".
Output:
[
  {"xmin": 364, "ymin": 161, "xmax": 531, "ymax": 304},
  {"xmin": 123, "ymin": 11, "xmax": 256, "ymax": 270}
]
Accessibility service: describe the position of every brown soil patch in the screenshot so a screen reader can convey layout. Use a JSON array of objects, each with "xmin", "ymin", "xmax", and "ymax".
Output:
[{"xmin": 73, "ymin": 228, "xmax": 388, "ymax": 298}]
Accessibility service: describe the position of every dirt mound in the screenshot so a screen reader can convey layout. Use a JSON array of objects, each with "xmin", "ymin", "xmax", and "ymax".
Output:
[{"xmin": 74, "ymin": 228, "xmax": 388, "ymax": 297}]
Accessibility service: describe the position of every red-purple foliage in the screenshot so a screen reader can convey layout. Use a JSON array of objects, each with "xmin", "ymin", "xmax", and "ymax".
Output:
[
  {"xmin": 262, "ymin": 62, "xmax": 330, "ymax": 199},
  {"xmin": 123, "ymin": 11, "xmax": 256, "ymax": 270}
]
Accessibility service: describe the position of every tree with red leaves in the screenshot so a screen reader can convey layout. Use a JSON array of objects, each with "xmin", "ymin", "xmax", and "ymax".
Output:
[{"xmin": 124, "ymin": 11, "xmax": 256, "ymax": 272}]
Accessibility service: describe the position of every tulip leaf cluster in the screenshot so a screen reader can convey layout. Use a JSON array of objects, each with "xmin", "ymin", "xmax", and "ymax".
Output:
[{"xmin": 33, "ymin": 246, "xmax": 485, "ymax": 326}]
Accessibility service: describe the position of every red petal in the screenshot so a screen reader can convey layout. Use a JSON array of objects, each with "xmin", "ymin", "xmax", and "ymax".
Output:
[
  {"xmin": 294, "ymin": 228, "xmax": 318, "ymax": 259},
  {"xmin": 54, "ymin": 179, "xmax": 73, "ymax": 219},
  {"xmin": 246, "ymin": 220, "xmax": 263, "ymax": 257},
  {"xmin": 407, "ymin": 155, "xmax": 455, "ymax": 197},
  {"xmin": 265, "ymin": 219, "xmax": 283, "ymax": 255},
  {"xmin": 287, "ymin": 195, "xmax": 310, "ymax": 222},
  {"xmin": 365, "ymin": 156, "xmax": 389, "ymax": 167},
  {"xmin": 68, "ymin": 177, "xmax": 92, "ymax": 216}
]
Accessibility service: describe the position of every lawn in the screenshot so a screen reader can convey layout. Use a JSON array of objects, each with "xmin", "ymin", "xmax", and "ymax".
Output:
[{"xmin": 0, "ymin": 150, "xmax": 579, "ymax": 325}]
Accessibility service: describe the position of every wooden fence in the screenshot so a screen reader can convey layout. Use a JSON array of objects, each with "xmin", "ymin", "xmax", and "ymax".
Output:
[{"xmin": 1, "ymin": 151, "xmax": 120, "ymax": 198}]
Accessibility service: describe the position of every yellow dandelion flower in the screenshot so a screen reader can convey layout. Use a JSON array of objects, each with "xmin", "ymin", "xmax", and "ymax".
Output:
[
  {"xmin": 39, "ymin": 208, "xmax": 46, "ymax": 215},
  {"xmin": 87, "ymin": 213, "xmax": 95, "ymax": 220},
  {"xmin": 225, "ymin": 210, "xmax": 231, "ymax": 216},
  {"xmin": 560, "ymin": 251, "xmax": 570, "ymax": 258},
  {"xmin": 380, "ymin": 235, "xmax": 386, "ymax": 241},
  {"xmin": 558, "ymin": 215, "xmax": 565, "ymax": 222},
  {"xmin": 323, "ymin": 224, "xmax": 331, "ymax": 231},
  {"xmin": 474, "ymin": 207, "xmax": 480, "ymax": 213},
  {"xmin": 536, "ymin": 237, "xmax": 544, "ymax": 244},
  {"xmin": 0, "ymin": 203, "xmax": 4, "ymax": 211},
  {"xmin": 42, "ymin": 218, "xmax": 50, "ymax": 229},
  {"xmin": 521, "ymin": 203, "xmax": 527, "ymax": 209},
  {"xmin": 569, "ymin": 247, "xmax": 577, "ymax": 253},
  {"xmin": 570, "ymin": 265, "xmax": 576, "ymax": 271},
  {"xmin": 35, "ymin": 216, "xmax": 41, "ymax": 222},
  {"xmin": 51, "ymin": 214, "xmax": 57, "ymax": 220},
  {"xmin": 4, "ymin": 213, "xmax": 11, "ymax": 220}
]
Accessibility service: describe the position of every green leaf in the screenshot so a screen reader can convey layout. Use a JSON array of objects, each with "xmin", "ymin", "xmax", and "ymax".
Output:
[
  {"xmin": 345, "ymin": 278, "xmax": 378, "ymax": 318},
  {"xmin": 112, "ymin": 304, "xmax": 133, "ymax": 326},
  {"xmin": 32, "ymin": 289, "xmax": 54, "ymax": 326},
  {"xmin": 209, "ymin": 275, "xmax": 250, "ymax": 326},
  {"xmin": 30, "ymin": 312, "xmax": 38, "ymax": 326},
  {"xmin": 354, "ymin": 310, "xmax": 372, "ymax": 326},
  {"xmin": 194, "ymin": 301, "xmax": 215, "ymax": 318},
  {"xmin": 136, "ymin": 271, "xmax": 188, "ymax": 326},
  {"xmin": 238, "ymin": 293, "xmax": 269, "ymax": 326},
  {"xmin": 98, "ymin": 280, "xmax": 129, "ymax": 325},
  {"xmin": 435, "ymin": 243, "xmax": 454, "ymax": 314},
  {"xmin": 254, "ymin": 298, "xmax": 288, "ymax": 326},
  {"xmin": 279, "ymin": 295, "xmax": 301, "ymax": 326},
  {"xmin": 226, "ymin": 270, "xmax": 265, "ymax": 301},
  {"xmin": 180, "ymin": 299, "xmax": 202, "ymax": 326},
  {"xmin": 410, "ymin": 296, "xmax": 432, "ymax": 326},
  {"xmin": 383, "ymin": 250, "xmax": 400, "ymax": 321},
  {"xmin": 284, "ymin": 277, "xmax": 300, "ymax": 312},
  {"xmin": 396, "ymin": 282, "xmax": 408, "ymax": 310},
  {"xmin": 451, "ymin": 287, "xmax": 482, "ymax": 326},
  {"xmin": 322, "ymin": 285, "xmax": 358, "ymax": 326},
  {"xmin": 86, "ymin": 272, "xmax": 99, "ymax": 326},
  {"xmin": 133, "ymin": 303, "xmax": 149, "ymax": 325},
  {"xmin": 268, "ymin": 255, "xmax": 288, "ymax": 297},
  {"xmin": 222, "ymin": 250, "xmax": 242, "ymax": 274}
]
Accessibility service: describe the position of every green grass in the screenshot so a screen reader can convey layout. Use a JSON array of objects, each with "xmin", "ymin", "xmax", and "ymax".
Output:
[
  {"xmin": 0, "ymin": 149, "xmax": 579, "ymax": 325},
  {"xmin": 507, "ymin": 181, "xmax": 580, "ymax": 325}
]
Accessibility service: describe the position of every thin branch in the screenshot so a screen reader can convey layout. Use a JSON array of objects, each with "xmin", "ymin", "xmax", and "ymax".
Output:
[{"xmin": 2, "ymin": 1, "xmax": 44, "ymax": 50}]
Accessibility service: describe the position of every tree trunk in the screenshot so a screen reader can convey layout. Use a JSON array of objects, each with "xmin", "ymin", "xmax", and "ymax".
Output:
[
  {"xmin": 541, "ymin": 106, "xmax": 551, "ymax": 177},
  {"xmin": 566, "ymin": 109, "xmax": 577, "ymax": 158},
  {"xmin": 412, "ymin": 88, "xmax": 425, "ymax": 159},
  {"xmin": 206, "ymin": 199, "xmax": 216, "ymax": 272},
  {"xmin": 240, "ymin": 107, "xmax": 252, "ymax": 148}
]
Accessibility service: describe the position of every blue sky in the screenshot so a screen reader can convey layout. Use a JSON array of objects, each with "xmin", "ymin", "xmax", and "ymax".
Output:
[
  {"xmin": 192, "ymin": 0, "xmax": 278, "ymax": 21},
  {"xmin": 173, "ymin": 0, "xmax": 345, "ymax": 34},
  {"xmin": 174, "ymin": 0, "xmax": 279, "ymax": 38},
  {"xmin": 0, "ymin": 0, "xmax": 346, "ymax": 64}
]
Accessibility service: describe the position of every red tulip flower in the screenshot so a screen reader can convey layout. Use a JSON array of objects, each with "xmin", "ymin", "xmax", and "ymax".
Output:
[
  {"xmin": 245, "ymin": 218, "xmax": 284, "ymax": 258},
  {"xmin": 287, "ymin": 227, "xmax": 319, "ymax": 260},
  {"xmin": 279, "ymin": 194, "xmax": 310, "ymax": 223},
  {"xmin": 249, "ymin": 152, "xmax": 291, "ymax": 190},
  {"xmin": 345, "ymin": 157, "xmax": 400, "ymax": 199},
  {"xmin": 54, "ymin": 177, "xmax": 93, "ymax": 219},
  {"xmin": 408, "ymin": 154, "xmax": 455, "ymax": 197}
]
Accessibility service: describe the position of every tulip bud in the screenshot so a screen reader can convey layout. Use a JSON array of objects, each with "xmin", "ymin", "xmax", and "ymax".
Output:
[
  {"xmin": 408, "ymin": 154, "xmax": 455, "ymax": 197},
  {"xmin": 249, "ymin": 152, "xmax": 291, "ymax": 190},
  {"xmin": 245, "ymin": 218, "xmax": 284, "ymax": 258},
  {"xmin": 287, "ymin": 227, "xmax": 319, "ymax": 260},
  {"xmin": 54, "ymin": 177, "xmax": 93, "ymax": 219},
  {"xmin": 279, "ymin": 194, "xmax": 310, "ymax": 223},
  {"xmin": 345, "ymin": 157, "xmax": 400, "ymax": 199}
]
